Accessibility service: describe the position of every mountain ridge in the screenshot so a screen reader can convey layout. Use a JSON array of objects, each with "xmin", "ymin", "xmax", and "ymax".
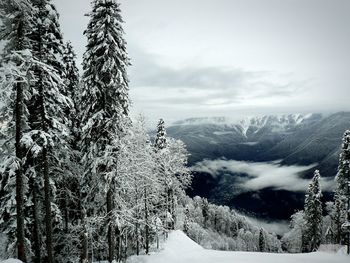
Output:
[{"xmin": 166, "ymin": 112, "xmax": 350, "ymax": 220}]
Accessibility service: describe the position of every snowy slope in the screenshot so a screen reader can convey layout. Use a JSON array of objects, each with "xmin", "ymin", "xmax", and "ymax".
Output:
[{"xmin": 127, "ymin": 230, "xmax": 349, "ymax": 263}]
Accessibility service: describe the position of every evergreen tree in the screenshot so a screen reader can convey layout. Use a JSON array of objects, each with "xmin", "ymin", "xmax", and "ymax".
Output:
[
  {"xmin": 303, "ymin": 170, "xmax": 323, "ymax": 252},
  {"xmin": 81, "ymin": 0, "xmax": 130, "ymax": 261},
  {"xmin": 259, "ymin": 228, "xmax": 265, "ymax": 252},
  {"xmin": 0, "ymin": 0, "xmax": 35, "ymax": 261},
  {"xmin": 62, "ymin": 42, "xmax": 80, "ymax": 99},
  {"xmin": 154, "ymin": 119, "xmax": 167, "ymax": 150},
  {"xmin": 183, "ymin": 206, "xmax": 190, "ymax": 235},
  {"xmin": 332, "ymin": 130, "xmax": 350, "ymax": 249},
  {"xmin": 202, "ymin": 198, "xmax": 209, "ymax": 228},
  {"xmin": 25, "ymin": 1, "xmax": 70, "ymax": 262}
]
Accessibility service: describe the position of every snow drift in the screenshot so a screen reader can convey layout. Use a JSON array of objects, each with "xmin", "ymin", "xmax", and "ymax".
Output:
[{"xmin": 127, "ymin": 230, "xmax": 349, "ymax": 263}]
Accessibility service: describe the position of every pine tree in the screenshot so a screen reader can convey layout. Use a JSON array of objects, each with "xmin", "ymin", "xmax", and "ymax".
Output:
[
  {"xmin": 202, "ymin": 198, "xmax": 209, "ymax": 228},
  {"xmin": 25, "ymin": 1, "xmax": 70, "ymax": 262},
  {"xmin": 259, "ymin": 228, "xmax": 265, "ymax": 252},
  {"xmin": 303, "ymin": 170, "xmax": 323, "ymax": 252},
  {"xmin": 154, "ymin": 119, "xmax": 167, "ymax": 150},
  {"xmin": 81, "ymin": 0, "xmax": 130, "ymax": 261},
  {"xmin": 0, "ymin": 0, "xmax": 36, "ymax": 261},
  {"xmin": 332, "ymin": 130, "xmax": 350, "ymax": 250}
]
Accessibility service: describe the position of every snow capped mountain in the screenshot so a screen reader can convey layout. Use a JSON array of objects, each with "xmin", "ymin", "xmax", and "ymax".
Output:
[
  {"xmin": 167, "ymin": 113, "xmax": 327, "ymax": 165},
  {"xmin": 172, "ymin": 114, "xmax": 317, "ymax": 138}
]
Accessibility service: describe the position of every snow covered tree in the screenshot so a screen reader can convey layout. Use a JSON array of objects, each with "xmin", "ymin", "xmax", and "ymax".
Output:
[
  {"xmin": 331, "ymin": 130, "xmax": 350, "ymax": 250},
  {"xmin": 81, "ymin": 0, "xmax": 130, "ymax": 261},
  {"xmin": 303, "ymin": 170, "xmax": 323, "ymax": 252},
  {"xmin": 112, "ymin": 116, "xmax": 156, "ymax": 257},
  {"xmin": 154, "ymin": 119, "xmax": 167, "ymax": 150},
  {"xmin": 202, "ymin": 198, "xmax": 209, "ymax": 228},
  {"xmin": 259, "ymin": 228, "xmax": 265, "ymax": 252},
  {"xmin": 330, "ymin": 195, "xmax": 347, "ymax": 244},
  {"xmin": 154, "ymin": 119, "xmax": 191, "ymax": 232},
  {"xmin": 62, "ymin": 42, "xmax": 79, "ymax": 100},
  {"xmin": 24, "ymin": 1, "xmax": 71, "ymax": 262},
  {"xmin": 62, "ymin": 41, "xmax": 80, "ymax": 133},
  {"xmin": 0, "ymin": 0, "xmax": 36, "ymax": 261},
  {"xmin": 183, "ymin": 206, "xmax": 190, "ymax": 235}
]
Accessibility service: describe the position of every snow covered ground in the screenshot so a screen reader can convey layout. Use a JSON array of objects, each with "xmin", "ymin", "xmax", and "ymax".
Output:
[
  {"xmin": 127, "ymin": 230, "xmax": 349, "ymax": 263},
  {"xmin": 1, "ymin": 231, "xmax": 348, "ymax": 263}
]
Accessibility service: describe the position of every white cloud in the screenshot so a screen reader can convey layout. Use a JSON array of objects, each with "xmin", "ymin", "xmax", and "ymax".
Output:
[
  {"xmin": 192, "ymin": 159, "xmax": 335, "ymax": 192},
  {"xmin": 244, "ymin": 215, "xmax": 290, "ymax": 235}
]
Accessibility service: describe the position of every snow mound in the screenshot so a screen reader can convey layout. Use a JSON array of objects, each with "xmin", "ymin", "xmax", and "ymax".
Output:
[
  {"xmin": 128, "ymin": 230, "xmax": 349, "ymax": 263},
  {"xmin": 165, "ymin": 230, "xmax": 204, "ymax": 252}
]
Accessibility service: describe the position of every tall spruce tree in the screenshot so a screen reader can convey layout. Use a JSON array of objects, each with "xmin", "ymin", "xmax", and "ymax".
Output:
[
  {"xmin": 81, "ymin": 0, "xmax": 130, "ymax": 262},
  {"xmin": 331, "ymin": 130, "xmax": 350, "ymax": 250},
  {"xmin": 0, "ymin": 0, "xmax": 35, "ymax": 261},
  {"xmin": 303, "ymin": 170, "xmax": 323, "ymax": 252},
  {"xmin": 25, "ymin": 1, "xmax": 70, "ymax": 262},
  {"xmin": 332, "ymin": 130, "xmax": 350, "ymax": 250}
]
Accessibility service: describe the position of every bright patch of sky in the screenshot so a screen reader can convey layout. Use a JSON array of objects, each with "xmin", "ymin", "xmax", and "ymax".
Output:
[{"xmin": 55, "ymin": 0, "xmax": 350, "ymax": 125}]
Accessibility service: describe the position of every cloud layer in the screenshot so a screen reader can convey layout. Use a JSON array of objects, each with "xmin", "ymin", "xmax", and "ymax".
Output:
[
  {"xmin": 55, "ymin": 0, "xmax": 350, "ymax": 122},
  {"xmin": 192, "ymin": 159, "xmax": 335, "ymax": 192}
]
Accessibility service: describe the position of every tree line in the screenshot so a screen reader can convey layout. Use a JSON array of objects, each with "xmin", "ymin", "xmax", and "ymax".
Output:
[{"xmin": 0, "ymin": 0, "xmax": 191, "ymax": 262}]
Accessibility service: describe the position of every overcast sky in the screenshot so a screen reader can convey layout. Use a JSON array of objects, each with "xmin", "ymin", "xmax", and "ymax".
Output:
[{"xmin": 54, "ymin": 0, "xmax": 350, "ymax": 124}]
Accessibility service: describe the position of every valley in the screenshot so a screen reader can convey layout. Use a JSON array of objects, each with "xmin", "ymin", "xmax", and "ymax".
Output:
[{"xmin": 167, "ymin": 112, "xmax": 350, "ymax": 220}]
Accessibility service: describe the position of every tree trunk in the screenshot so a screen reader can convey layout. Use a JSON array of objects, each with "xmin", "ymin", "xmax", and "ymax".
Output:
[
  {"xmin": 123, "ymin": 233, "xmax": 127, "ymax": 261},
  {"xmin": 116, "ymin": 226, "xmax": 121, "ymax": 262},
  {"xmin": 170, "ymin": 189, "xmax": 175, "ymax": 230},
  {"xmin": 43, "ymin": 147, "xmax": 54, "ymax": 263},
  {"xmin": 136, "ymin": 223, "xmax": 139, "ymax": 256},
  {"xmin": 144, "ymin": 188, "xmax": 149, "ymax": 254},
  {"xmin": 78, "ymin": 184, "xmax": 88, "ymax": 263},
  {"xmin": 64, "ymin": 196, "xmax": 69, "ymax": 233},
  {"xmin": 32, "ymin": 179, "xmax": 41, "ymax": 263},
  {"xmin": 107, "ymin": 188, "xmax": 115, "ymax": 262},
  {"xmin": 15, "ymin": 17, "xmax": 27, "ymax": 263},
  {"xmin": 80, "ymin": 221, "xmax": 88, "ymax": 263}
]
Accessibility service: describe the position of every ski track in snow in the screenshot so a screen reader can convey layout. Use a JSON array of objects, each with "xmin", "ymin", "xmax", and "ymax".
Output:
[{"xmin": 127, "ymin": 230, "xmax": 349, "ymax": 263}]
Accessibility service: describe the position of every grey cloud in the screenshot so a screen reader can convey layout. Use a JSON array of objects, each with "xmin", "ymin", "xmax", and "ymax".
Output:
[
  {"xmin": 54, "ymin": 0, "xmax": 350, "ymax": 122},
  {"xmin": 192, "ymin": 159, "xmax": 335, "ymax": 192},
  {"xmin": 128, "ymin": 45, "xmax": 307, "ymax": 108}
]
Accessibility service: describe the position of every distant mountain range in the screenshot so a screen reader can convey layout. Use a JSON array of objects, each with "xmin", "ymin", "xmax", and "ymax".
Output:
[{"xmin": 166, "ymin": 112, "xmax": 350, "ymax": 220}]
